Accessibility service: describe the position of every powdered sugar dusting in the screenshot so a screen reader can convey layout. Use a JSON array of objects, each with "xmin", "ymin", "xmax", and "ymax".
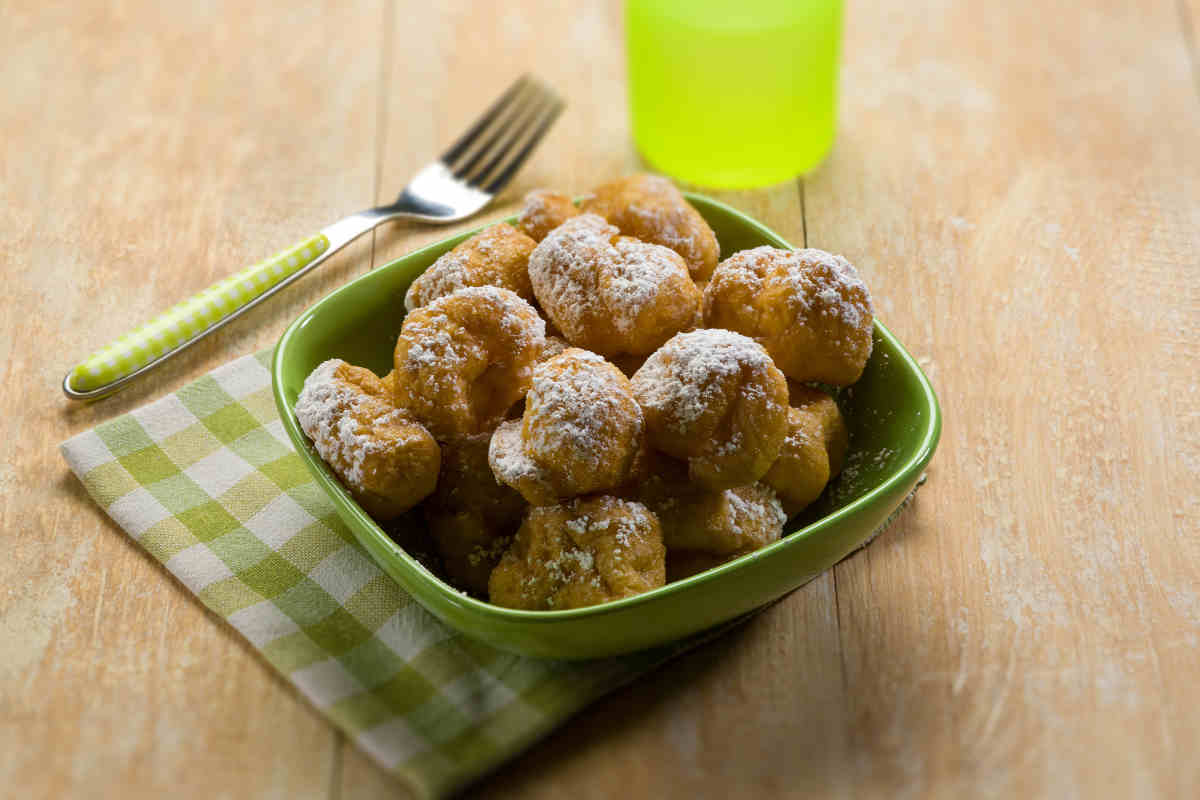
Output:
[
  {"xmin": 405, "ymin": 250, "xmax": 470, "ymax": 311},
  {"xmin": 404, "ymin": 224, "xmax": 534, "ymax": 311},
  {"xmin": 528, "ymin": 214, "xmax": 695, "ymax": 346},
  {"xmin": 397, "ymin": 286, "xmax": 546, "ymax": 427},
  {"xmin": 488, "ymin": 419, "xmax": 548, "ymax": 488},
  {"xmin": 626, "ymin": 199, "xmax": 692, "ymax": 254},
  {"xmin": 632, "ymin": 329, "xmax": 776, "ymax": 425},
  {"xmin": 461, "ymin": 285, "xmax": 546, "ymax": 350},
  {"xmin": 403, "ymin": 284, "xmax": 544, "ymax": 379},
  {"xmin": 528, "ymin": 214, "xmax": 619, "ymax": 335},
  {"xmin": 517, "ymin": 189, "xmax": 580, "ymax": 241},
  {"xmin": 524, "ymin": 349, "xmax": 642, "ymax": 469},
  {"xmin": 406, "ymin": 326, "xmax": 467, "ymax": 371},
  {"xmin": 784, "ymin": 422, "xmax": 815, "ymax": 450},
  {"xmin": 492, "ymin": 494, "xmax": 664, "ymax": 608},
  {"xmin": 427, "ymin": 285, "xmax": 545, "ymax": 346},
  {"xmin": 722, "ymin": 484, "xmax": 787, "ymax": 534},
  {"xmin": 541, "ymin": 496, "xmax": 655, "ymax": 581},
  {"xmin": 397, "ymin": 315, "xmax": 474, "ymax": 419},
  {"xmin": 608, "ymin": 238, "xmax": 691, "ymax": 333},
  {"xmin": 722, "ymin": 246, "xmax": 873, "ymax": 329},
  {"xmin": 295, "ymin": 359, "xmax": 403, "ymax": 488},
  {"xmin": 582, "ymin": 174, "xmax": 718, "ymax": 279}
]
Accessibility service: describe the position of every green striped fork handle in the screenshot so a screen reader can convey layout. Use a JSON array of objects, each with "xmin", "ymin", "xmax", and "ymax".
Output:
[{"xmin": 63, "ymin": 214, "xmax": 378, "ymax": 400}]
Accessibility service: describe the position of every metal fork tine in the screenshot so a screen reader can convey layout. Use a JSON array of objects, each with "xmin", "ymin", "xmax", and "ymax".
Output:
[
  {"xmin": 439, "ymin": 75, "xmax": 531, "ymax": 169},
  {"xmin": 449, "ymin": 81, "xmax": 541, "ymax": 181},
  {"xmin": 464, "ymin": 89, "xmax": 553, "ymax": 187},
  {"xmin": 481, "ymin": 97, "xmax": 564, "ymax": 195}
]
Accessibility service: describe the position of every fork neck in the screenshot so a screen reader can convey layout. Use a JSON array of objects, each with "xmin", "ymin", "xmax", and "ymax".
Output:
[{"xmin": 321, "ymin": 209, "xmax": 394, "ymax": 250}]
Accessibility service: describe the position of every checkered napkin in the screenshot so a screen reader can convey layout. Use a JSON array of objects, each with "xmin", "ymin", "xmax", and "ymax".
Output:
[{"xmin": 61, "ymin": 351, "xmax": 745, "ymax": 798}]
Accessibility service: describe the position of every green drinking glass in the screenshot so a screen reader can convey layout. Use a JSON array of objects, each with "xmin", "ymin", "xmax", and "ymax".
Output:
[{"xmin": 625, "ymin": 0, "xmax": 843, "ymax": 189}]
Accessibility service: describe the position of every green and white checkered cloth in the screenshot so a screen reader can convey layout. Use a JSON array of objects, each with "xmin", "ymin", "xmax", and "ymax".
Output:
[{"xmin": 61, "ymin": 351, "xmax": 752, "ymax": 798}]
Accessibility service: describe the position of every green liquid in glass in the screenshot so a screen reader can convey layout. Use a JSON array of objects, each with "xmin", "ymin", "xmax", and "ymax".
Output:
[{"xmin": 626, "ymin": 0, "xmax": 842, "ymax": 189}]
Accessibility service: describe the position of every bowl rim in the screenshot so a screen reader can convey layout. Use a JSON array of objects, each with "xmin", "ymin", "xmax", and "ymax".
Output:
[{"xmin": 272, "ymin": 192, "xmax": 942, "ymax": 624}]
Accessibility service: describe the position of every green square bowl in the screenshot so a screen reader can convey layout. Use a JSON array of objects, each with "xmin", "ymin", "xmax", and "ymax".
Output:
[{"xmin": 272, "ymin": 194, "xmax": 941, "ymax": 660}]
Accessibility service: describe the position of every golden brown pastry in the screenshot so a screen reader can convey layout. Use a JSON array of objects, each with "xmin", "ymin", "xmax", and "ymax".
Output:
[
  {"xmin": 516, "ymin": 189, "xmax": 580, "ymax": 241},
  {"xmin": 488, "ymin": 495, "xmax": 666, "ymax": 610},
  {"xmin": 423, "ymin": 434, "xmax": 527, "ymax": 595},
  {"xmin": 488, "ymin": 348, "xmax": 645, "ymax": 505},
  {"xmin": 764, "ymin": 386, "xmax": 849, "ymax": 515},
  {"xmin": 802, "ymin": 387, "xmax": 849, "ymax": 477},
  {"xmin": 393, "ymin": 286, "xmax": 546, "ymax": 440},
  {"xmin": 630, "ymin": 328, "xmax": 789, "ymax": 490},
  {"xmin": 580, "ymin": 173, "xmax": 720, "ymax": 281},
  {"xmin": 528, "ymin": 214, "xmax": 701, "ymax": 358},
  {"xmin": 379, "ymin": 368, "xmax": 398, "ymax": 399},
  {"xmin": 295, "ymin": 359, "xmax": 440, "ymax": 520},
  {"xmin": 404, "ymin": 223, "xmax": 536, "ymax": 311},
  {"xmin": 703, "ymin": 246, "xmax": 874, "ymax": 386},
  {"xmin": 631, "ymin": 454, "xmax": 785, "ymax": 556},
  {"xmin": 763, "ymin": 407, "xmax": 830, "ymax": 517}
]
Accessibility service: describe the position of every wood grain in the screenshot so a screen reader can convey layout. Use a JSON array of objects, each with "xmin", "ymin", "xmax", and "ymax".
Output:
[
  {"xmin": 810, "ymin": 0, "xmax": 1200, "ymax": 796},
  {"xmin": 3, "ymin": 0, "xmax": 1198, "ymax": 797},
  {"xmin": 1, "ymin": 0, "xmax": 384, "ymax": 797}
]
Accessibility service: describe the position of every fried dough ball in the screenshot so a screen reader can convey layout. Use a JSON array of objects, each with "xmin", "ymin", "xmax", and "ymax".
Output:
[
  {"xmin": 404, "ymin": 223, "xmax": 536, "ymax": 311},
  {"xmin": 632, "ymin": 455, "xmax": 785, "ymax": 556},
  {"xmin": 488, "ymin": 496, "xmax": 666, "ymax": 610},
  {"xmin": 529, "ymin": 214, "xmax": 701, "ymax": 357},
  {"xmin": 630, "ymin": 329, "xmax": 789, "ymax": 490},
  {"xmin": 765, "ymin": 387, "xmax": 850, "ymax": 515},
  {"xmin": 522, "ymin": 350, "xmax": 644, "ymax": 489},
  {"xmin": 516, "ymin": 189, "xmax": 580, "ymax": 241},
  {"xmin": 703, "ymin": 246, "xmax": 874, "ymax": 386},
  {"xmin": 489, "ymin": 349, "xmax": 645, "ymax": 505},
  {"xmin": 423, "ymin": 434, "xmax": 527, "ymax": 595},
  {"xmin": 487, "ymin": 421, "xmax": 551, "ymax": 504},
  {"xmin": 580, "ymin": 173, "xmax": 720, "ymax": 281},
  {"xmin": 764, "ymin": 407, "xmax": 831, "ymax": 517},
  {"xmin": 295, "ymin": 359, "xmax": 440, "ymax": 520},
  {"xmin": 393, "ymin": 286, "xmax": 546, "ymax": 440},
  {"xmin": 799, "ymin": 386, "xmax": 849, "ymax": 477}
]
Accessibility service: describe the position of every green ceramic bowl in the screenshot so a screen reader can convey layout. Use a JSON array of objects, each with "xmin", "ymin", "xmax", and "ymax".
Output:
[{"xmin": 272, "ymin": 194, "xmax": 941, "ymax": 660}]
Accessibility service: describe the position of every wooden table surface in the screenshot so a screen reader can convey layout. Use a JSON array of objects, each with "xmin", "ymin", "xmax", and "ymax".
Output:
[{"xmin": 3, "ymin": 0, "xmax": 1198, "ymax": 797}]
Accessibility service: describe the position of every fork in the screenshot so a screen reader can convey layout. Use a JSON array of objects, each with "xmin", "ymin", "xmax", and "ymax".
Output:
[{"xmin": 63, "ymin": 75, "xmax": 564, "ymax": 400}]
